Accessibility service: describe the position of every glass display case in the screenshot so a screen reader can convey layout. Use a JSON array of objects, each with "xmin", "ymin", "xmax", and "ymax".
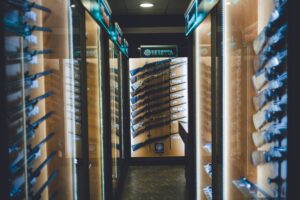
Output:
[
  {"xmin": 109, "ymin": 39, "xmax": 122, "ymax": 195},
  {"xmin": 129, "ymin": 57, "xmax": 188, "ymax": 158},
  {"xmin": 194, "ymin": 14, "xmax": 213, "ymax": 200},
  {"xmin": 222, "ymin": 0, "xmax": 288, "ymax": 199},
  {"xmin": 85, "ymin": 11, "xmax": 105, "ymax": 200}
]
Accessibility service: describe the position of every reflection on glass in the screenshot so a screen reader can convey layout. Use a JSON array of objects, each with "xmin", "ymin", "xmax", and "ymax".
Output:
[
  {"xmin": 85, "ymin": 12, "xmax": 105, "ymax": 200},
  {"xmin": 195, "ymin": 14, "xmax": 212, "ymax": 200},
  {"xmin": 223, "ymin": 0, "xmax": 287, "ymax": 199},
  {"xmin": 109, "ymin": 40, "xmax": 121, "ymax": 194}
]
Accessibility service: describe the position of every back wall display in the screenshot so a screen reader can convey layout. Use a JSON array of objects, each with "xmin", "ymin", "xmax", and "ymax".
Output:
[{"xmin": 129, "ymin": 57, "xmax": 188, "ymax": 157}]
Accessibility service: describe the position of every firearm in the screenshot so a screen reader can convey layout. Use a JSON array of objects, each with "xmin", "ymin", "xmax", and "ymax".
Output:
[
  {"xmin": 4, "ymin": 14, "xmax": 52, "ymax": 37},
  {"xmin": 131, "ymin": 88, "xmax": 186, "ymax": 109},
  {"xmin": 203, "ymin": 186, "xmax": 212, "ymax": 200},
  {"xmin": 253, "ymin": 24, "xmax": 287, "ymax": 72},
  {"xmin": 9, "ymin": 112, "xmax": 54, "ymax": 154},
  {"xmin": 130, "ymin": 57, "xmax": 186, "ymax": 76},
  {"xmin": 252, "ymin": 146, "xmax": 287, "ymax": 166},
  {"xmin": 131, "ymin": 62, "xmax": 185, "ymax": 88},
  {"xmin": 31, "ymin": 170, "xmax": 58, "ymax": 200},
  {"xmin": 252, "ymin": 51, "xmax": 287, "ymax": 91},
  {"xmin": 203, "ymin": 143, "xmax": 212, "ymax": 154},
  {"xmin": 132, "ymin": 115, "xmax": 187, "ymax": 138},
  {"xmin": 253, "ymin": 0, "xmax": 287, "ymax": 54},
  {"xmin": 131, "ymin": 82, "xmax": 187, "ymax": 104},
  {"xmin": 204, "ymin": 163, "xmax": 212, "ymax": 178},
  {"xmin": 233, "ymin": 177, "xmax": 273, "ymax": 199},
  {"xmin": 131, "ymin": 92, "xmax": 186, "ymax": 117},
  {"xmin": 252, "ymin": 121, "xmax": 287, "ymax": 148},
  {"xmin": 253, "ymin": 76, "xmax": 286, "ymax": 111},
  {"xmin": 131, "ymin": 75, "xmax": 186, "ymax": 97},
  {"xmin": 130, "ymin": 62, "xmax": 186, "ymax": 85},
  {"xmin": 7, "ymin": 0, "xmax": 52, "ymax": 13},
  {"xmin": 7, "ymin": 70, "xmax": 53, "ymax": 95},
  {"xmin": 9, "ymin": 91, "xmax": 53, "ymax": 121},
  {"xmin": 252, "ymin": 94, "xmax": 287, "ymax": 130},
  {"xmin": 132, "ymin": 102, "xmax": 187, "ymax": 125},
  {"xmin": 7, "ymin": 48, "xmax": 52, "ymax": 64},
  {"xmin": 10, "ymin": 132, "xmax": 55, "ymax": 175},
  {"xmin": 132, "ymin": 132, "xmax": 179, "ymax": 151},
  {"xmin": 9, "ymin": 151, "xmax": 56, "ymax": 198},
  {"xmin": 132, "ymin": 104, "xmax": 186, "ymax": 128}
]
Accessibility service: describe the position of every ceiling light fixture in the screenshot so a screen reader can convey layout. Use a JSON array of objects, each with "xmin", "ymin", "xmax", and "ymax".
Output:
[{"xmin": 140, "ymin": 3, "xmax": 154, "ymax": 8}]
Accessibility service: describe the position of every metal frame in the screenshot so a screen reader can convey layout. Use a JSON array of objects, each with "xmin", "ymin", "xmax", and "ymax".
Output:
[
  {"xmin": 211, "ymin": 2, "xmax": 223, "ymax": 200},
  {"xmin": 0, "ymin": 1, "xmax": 10, "ymax": 199},
  {"xmin": 75, "ymin": 1, "xmax": 90, "ymax": 198}
]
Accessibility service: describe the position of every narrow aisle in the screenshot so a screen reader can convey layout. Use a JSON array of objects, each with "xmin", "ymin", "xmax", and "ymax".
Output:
[{"xmin": 121, "ymin": 166, "xmax": 186, "ymax": 200}]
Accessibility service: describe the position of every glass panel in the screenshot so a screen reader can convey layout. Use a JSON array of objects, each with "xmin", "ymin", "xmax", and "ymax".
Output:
[
  {"xmin": 195, "ymin": 14, "xmax": 212, "ymax": 200},
  {"xmin": 85, "ymin": 11, "xmax": 105, "ymax": 200},
  {"xmin": 223, "ymin": 0, "xmax": 287, "ymax": 199},
  {"xmin": 109, "ymin": 40, "xmax": 121, "ymax": 193}
]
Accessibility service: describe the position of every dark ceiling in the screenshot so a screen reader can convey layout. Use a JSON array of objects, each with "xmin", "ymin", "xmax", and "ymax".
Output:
[{"xmin": 108, "ymin": 0, "xmax": 191, "ymax": 15}]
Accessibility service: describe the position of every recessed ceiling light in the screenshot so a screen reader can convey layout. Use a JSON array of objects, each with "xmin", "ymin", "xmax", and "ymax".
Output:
[
  {"xmin": 71, "ymin": 4, "xmax": 76, "ymax": 8},
  {"xmin": 140, "ymin": 3, "xmax": 154, "ymax": 8}
]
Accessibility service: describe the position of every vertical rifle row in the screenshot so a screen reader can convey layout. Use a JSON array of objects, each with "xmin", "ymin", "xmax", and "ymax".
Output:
[
  {"xmin": 4, "ymin": 0, "xmax": 56, "ymax": 199},
  {"xmin": 129, "ymin": 58, "xmax": 188, "ymax": 152},
  {"xmin": 248, "ymin": 0, "xmax": 287, "ymax": 198}
]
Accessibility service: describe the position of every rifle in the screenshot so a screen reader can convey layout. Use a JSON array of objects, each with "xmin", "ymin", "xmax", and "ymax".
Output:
[
  {"xmin": 252, "ymin": 146, "xmax": 287, "ymax": 166},
  {"xmin": 131, "ymin": 75, "xmax": 187, "ymax": 97},
  {"xmin": 131, "ymin": 61, "xmax": 186, "ymax": 83},
  {"xmin": 253, "ymin": 0, "xmax": 287, "ymax": 54},
  {"xmin": 131, "ymin": 95, "xmax": 186, "ymax": 118},
  {"xmin": 253, "ymin": 76, "xmax": 286, "ymax": 111},
  {"xmin": 7, "ymin": 70, "xmax": 53, "ymax": 94},
  {"xmin": 132, "ymin": 115, "xmax": 187, "ymax": 138},
  {"xmin": 131, "ymin": 132, "xmax": 179, "ymax": 151},
  {"xmin": 131, "ymin": 88, "xmax": 186, "ymax": 110},
  {"xmin": 252, "ymin": 93, "xmax": 287, "ymax": 130},
  {"xmin": 7, "ymin": 48, "xmax": 52, "ymax": 64},
  {"xmin": 9, "ymin": 112, "xmax": 54, "ymax": 154},
  {"xmin": 7, "ymin": 0, "xmax": 52, "ymax": 13},
  {"xmin": 130, "ymin": 62, "xmax": 186, "ymax": 87},
  {"xmin": 10, "ymin": 132, "xmax": 55, "ymax": 175},
  {"xmin": 9, "ymin": 151, "xmax": 56, "ymax": 198},
  {"xmin": 132, "ymin": 106, "xmax": 187, "ymax": 131},
  {"xmin": 252, "ymin": 116, "xmax": 287, "ymax": 148},
  {"xmin": 130, "ymin": 82, "xmax": 187, "ymax": 104},
  {"xmin": 130, "ymin": 57, "xmax": 186, "ymax": 76},
  {"xmin": 233, "ymin": 177, "xmax": 273, "ymax": 199},
  {"xmin": 9, "ymin": 91, "xmax": 53, "ymax": 121},
  {"xmin": 253, "ymin": 24, "xmax": 287, "ymax": 72},
  {"xmin": 31, "ymin": 170, "xmax": 58, "ymax": 200},
  {"xmin": 252, "ymin": 51, "xmax": 287, "ymax": 91},
  {"xmin": 132, "ymin": 102, "xmax": 187, "ymax": 125}
]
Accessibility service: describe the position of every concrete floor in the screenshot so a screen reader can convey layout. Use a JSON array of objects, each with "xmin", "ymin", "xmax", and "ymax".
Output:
[{"xmin": 121, "ymin": 165, "xmax": 186, "ymax": 200}]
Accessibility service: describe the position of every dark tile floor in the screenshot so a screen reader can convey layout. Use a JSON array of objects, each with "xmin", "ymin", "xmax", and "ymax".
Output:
[{"xmin": 121, "ymin": 165, "xmax": 186, "ymax": 200}]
